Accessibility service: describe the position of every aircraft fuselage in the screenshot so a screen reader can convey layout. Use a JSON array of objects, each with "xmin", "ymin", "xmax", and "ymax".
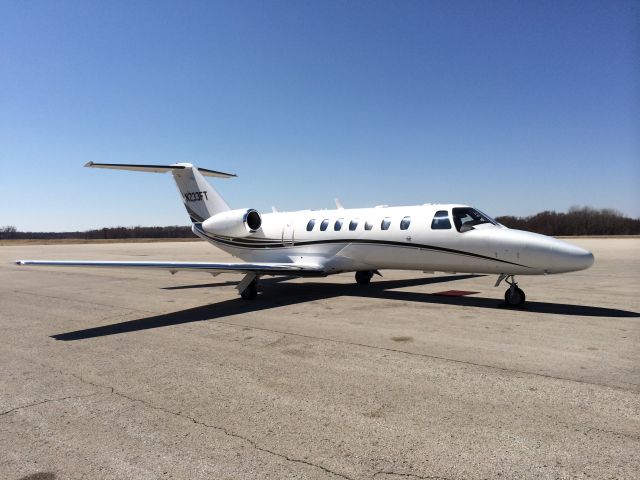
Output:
[{"xmin": 193, "ymin": 204, "xmax": 594, "ymax": 276}]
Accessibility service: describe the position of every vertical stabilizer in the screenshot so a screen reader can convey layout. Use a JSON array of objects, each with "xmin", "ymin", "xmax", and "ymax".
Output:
[{"xmin": 169, "ymin": 163, "xmax": 231, "ymax": 222}]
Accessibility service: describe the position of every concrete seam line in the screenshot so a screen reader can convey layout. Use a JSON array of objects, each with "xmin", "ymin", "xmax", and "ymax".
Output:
[{"xmin": 213, "ymin": 320, "xmax": 637, "ymax": 394}]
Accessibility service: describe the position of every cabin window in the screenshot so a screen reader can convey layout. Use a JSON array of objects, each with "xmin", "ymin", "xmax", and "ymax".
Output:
[
  {"xmin": 334, "ymin": 218, "xmax": 344, "ymax": 231},
  {"xmin": 381, "ymin": 218, "xmax": 391, "ymax": 230},
  {"xmin": 306, "ymin": 219, "xmax": 316, "ymax": 231},
  {"xmin": 320, "ymin": 219, "xmax": 330, "ymax": 231},
  {"xmin": 364, "ymin": 220, "xmax": 373, "ymax": 231},
  {"xmin": 400, "ymin": 216, "xmax": 411, "ymax": 230},
  {"xmin": 452, "ymin": 207, "xmax": 497, "ymax": 232},
  {"xmin": 349, "ymin": 219, "xmax": 359, "ymax": 231},
  {"xmin": 431, "ymin": 210, "xmax": 452, "ymax": 230}
]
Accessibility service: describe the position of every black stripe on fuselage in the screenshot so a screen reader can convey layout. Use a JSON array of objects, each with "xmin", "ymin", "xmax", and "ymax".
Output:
[{"xmin": 192, "ymin": 224, "xmax": 532, "ymax": 269}]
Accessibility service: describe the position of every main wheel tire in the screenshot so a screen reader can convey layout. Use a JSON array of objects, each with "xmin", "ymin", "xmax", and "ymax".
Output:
[
  {"xmin": 504, "ymin": 286, "xmax": 526, "ymax": 306},
  {"xmin": 355, "ymin": 270, "xmax": 373, "ymax": 285},
  {"xmin": 240, "ymin": 281, "xmax": 258, "ymax": 300}
]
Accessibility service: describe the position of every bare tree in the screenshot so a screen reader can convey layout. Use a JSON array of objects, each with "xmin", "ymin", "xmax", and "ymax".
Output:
[{"xmin": 0, "ymin": 226, "xmax": 17, "ymax": 240}]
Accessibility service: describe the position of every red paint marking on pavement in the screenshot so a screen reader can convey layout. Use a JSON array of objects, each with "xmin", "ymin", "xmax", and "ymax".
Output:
[{"xmin": 433, "ymin": 290, "xmax": 479, "ymax": 297}]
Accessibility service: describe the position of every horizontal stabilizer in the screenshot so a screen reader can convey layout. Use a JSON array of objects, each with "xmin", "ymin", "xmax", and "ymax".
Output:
[{"xmin": 84, "ymin": 162, "xmax": 236, "ymax": 178}]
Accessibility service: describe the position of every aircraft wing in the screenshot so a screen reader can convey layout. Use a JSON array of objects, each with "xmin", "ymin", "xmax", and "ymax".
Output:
[{"xmin": 15, "ymin": 260, "xmax": 327, "ymax": 277}]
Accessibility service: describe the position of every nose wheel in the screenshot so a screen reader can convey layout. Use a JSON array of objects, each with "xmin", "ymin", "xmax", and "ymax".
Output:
[
  {"xmin": 496, "ymin": 274, "xmax": 526, "ymax": 307},
  {"xmin": 504, "ymin": 284, "xmax": 526, "ymax": 306}
]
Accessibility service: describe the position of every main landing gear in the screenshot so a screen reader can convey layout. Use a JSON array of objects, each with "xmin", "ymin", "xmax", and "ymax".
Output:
[
  {"xmin": 355, "ymin": 270, "xmax": 373, "ymax": 285},
  {"xmin": 495, "ymin": 274, "xmax": 526, "ymax": 307},
  {"xmin": 355, "ymin": 270, "xmax": 381, "ymax": 285},
  {"xmin": 238, "ymin": 273, "xmax": 259, "ymax": 300}
]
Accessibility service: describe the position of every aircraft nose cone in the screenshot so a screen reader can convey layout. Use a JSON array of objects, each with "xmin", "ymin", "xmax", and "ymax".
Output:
[{"xmin": 550, "ymin": 241, "xmax": 594, "ymax": 272}]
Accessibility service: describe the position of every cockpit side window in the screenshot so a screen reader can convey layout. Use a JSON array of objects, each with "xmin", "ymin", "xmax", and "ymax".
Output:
[
  {"xmin": 431, "ymin": 210, "xmax": 451, "ymax": 230},
  {"xmin": 452, "ymin": 207, "xmax": 497, "ymax": 232}
]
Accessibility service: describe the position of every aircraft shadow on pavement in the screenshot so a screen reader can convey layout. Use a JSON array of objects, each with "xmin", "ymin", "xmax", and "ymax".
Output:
[
  {"xmin": 52, "ymin": 274, "xmax": 640, "ymax": 341},
  {"xmin": 161, "ymin": 275, "xmax": 299, "ymax": 290}
]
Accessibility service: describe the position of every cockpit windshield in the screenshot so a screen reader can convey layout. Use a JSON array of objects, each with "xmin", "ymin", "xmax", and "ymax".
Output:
[{"xmin": 452, "ymin": 207, "xmax": 498, "ymax": 232}]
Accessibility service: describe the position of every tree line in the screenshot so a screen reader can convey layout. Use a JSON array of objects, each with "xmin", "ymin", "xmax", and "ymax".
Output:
[
  {"xmin": 1, "ymin": 207, "xmax": 639, "ymax": 240},
  {"xmin": 0, "ymin": 225, "xmax": 194, "ymax": 240},
  {"xmin": 495, "ymin": 206, "xmax": 640, "ymax": 236}
]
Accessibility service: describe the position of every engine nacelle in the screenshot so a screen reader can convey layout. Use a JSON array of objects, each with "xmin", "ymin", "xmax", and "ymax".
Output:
[{"xmin": 201, "ymin": 208, "xmax": 262, "ymax": 238}]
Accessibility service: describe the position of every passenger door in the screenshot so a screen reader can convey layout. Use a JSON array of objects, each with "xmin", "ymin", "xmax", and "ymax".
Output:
[{"xmin": 282, "ymin": 223, "xmax": 295, "ymax": 247}]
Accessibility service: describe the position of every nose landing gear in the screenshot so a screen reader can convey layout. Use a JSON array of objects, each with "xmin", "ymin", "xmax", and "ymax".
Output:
[{"xmin": 495, "ymin": 274, "xmax": 526, "ymax": 307}]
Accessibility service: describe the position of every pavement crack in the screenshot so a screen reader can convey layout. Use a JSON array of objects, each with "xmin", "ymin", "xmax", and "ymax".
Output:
[
  {"xmin": 67, "ymin": 372, "xmax": 115, "ymax": 394},
  {"xmin": 0, "ymin": 392, "xmax": 101, "ymax": 417},
  {"xmin": 186, "ymin": 415, "xmax": 354, "ymax": 480},
  {"xmin": 66, "ymin": 372, "xmax": 353, "ymax": 480},
  {"xmin": 372, "ymin": 471, "xmax": 455, "ymax": 480},
  {"xmin": 583, "ymin": 425, "xmax": 640, "ymax": 441}
]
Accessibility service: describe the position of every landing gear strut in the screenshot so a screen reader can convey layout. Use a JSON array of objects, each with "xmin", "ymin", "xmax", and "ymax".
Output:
[
  {"xmin": 238, "ymin": 273, "xmax": 259, "ymax": 300},
  {"xmin": 495, "ymin": 274, "xmax": 526, "ymax": 307}
]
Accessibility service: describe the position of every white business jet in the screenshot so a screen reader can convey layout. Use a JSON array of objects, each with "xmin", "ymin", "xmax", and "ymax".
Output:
[{"xmin": 17, "ymin": 163, "xmax": 594, "ymax": 306}]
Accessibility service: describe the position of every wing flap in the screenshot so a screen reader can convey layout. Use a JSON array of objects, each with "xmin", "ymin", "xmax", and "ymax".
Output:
[{"xmin": 16, "ymin": 260, "xmax": 326, "ymax": 277}]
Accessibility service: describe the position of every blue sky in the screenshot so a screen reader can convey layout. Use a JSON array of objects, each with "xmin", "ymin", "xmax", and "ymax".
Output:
[{"xmin": 1, "ymin": 0, "xmax": 638, "ymax": 231}]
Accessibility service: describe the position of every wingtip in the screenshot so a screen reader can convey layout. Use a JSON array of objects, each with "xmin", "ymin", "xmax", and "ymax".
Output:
[{"xmin": 84, "ymin": 161, "xmax": 94, "ymax": 168}]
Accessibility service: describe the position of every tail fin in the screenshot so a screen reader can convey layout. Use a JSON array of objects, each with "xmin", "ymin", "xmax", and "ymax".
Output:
[{"xmin": 85, "ymin": 162, "xmax": 235, "ymax": 223}]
